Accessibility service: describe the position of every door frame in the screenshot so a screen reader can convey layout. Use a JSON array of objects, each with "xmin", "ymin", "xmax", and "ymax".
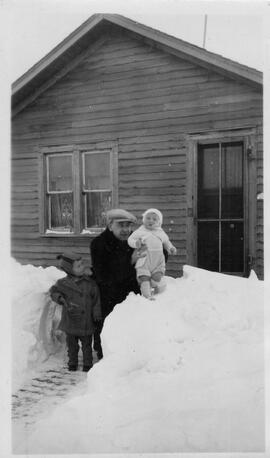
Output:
[{"xmin": 186, "ymin": 128, "xmax": 257, "ymax": 276}]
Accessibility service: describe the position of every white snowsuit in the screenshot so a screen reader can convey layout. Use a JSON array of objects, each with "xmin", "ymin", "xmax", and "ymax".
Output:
[{"xmin": 128, "ymin": 225, "xmax": 174, "ymax": 278}]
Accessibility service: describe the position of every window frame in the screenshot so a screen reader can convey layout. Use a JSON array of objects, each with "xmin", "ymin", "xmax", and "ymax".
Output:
[
  {"xmin": 39, "ymin": 143, "xmax": 118, "ymax": 236},
  {"xmin": 46, "ymin": 152, "xmax": 74, "ymax": 233},
  {"xmin": 82, "ymin": 150, "xmax": 113, "ymax": 232}
]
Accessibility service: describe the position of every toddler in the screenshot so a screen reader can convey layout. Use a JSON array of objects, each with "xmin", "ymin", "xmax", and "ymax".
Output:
[
  {"xmin": 128, "ymin": 208, "xmax": 177, "ymax": 299},
  {"xmin": 49, "ymin": 251, "xmax": 101, "ymax": 371}
]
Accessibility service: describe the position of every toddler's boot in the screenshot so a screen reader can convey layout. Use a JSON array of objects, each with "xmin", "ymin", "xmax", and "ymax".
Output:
[
  {"xmin": 93, "ymin": 341, "xmax": 103, "ymax": 359},
  {"xmin": 83, "ymin": 365, "xmax": 93, "ymax": 372},
  {"xmin": 68, "ymin": 365, "xmax": 77, "ymax": 371}
]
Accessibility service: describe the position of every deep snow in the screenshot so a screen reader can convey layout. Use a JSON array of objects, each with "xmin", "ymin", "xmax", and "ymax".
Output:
[{"xmin": 11, "ymin": 258, "xmax": 264, "ymax": 454}]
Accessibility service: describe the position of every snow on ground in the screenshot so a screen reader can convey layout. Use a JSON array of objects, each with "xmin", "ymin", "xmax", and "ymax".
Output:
[{"xmin": 11, "ymin": 259, "xmax": 265, "ymax": 454}]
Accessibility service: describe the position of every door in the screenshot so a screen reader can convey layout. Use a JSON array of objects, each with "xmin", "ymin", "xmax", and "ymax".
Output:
[{"xmin": 186, "ymin": 132, "xmax": 256, "ymax": 277}]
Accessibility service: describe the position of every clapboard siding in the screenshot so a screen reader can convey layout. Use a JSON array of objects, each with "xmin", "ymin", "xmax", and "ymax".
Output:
[
  {"xmin": 11, "ymin": 31, "xmax": 263, "ymax": 278},
  {"xmin": 13, "ymin": 96, "xmax": 262, "ymax": 132},
  {"xmin": 19, "ymin": 82, "xmax": 254, "ymax": 112},
  {"xmin": 12, "ymin": 113, "xmax": 262, "ymax": 145},
  {"xmin": 12, "ymin": 108, "xmax": 261, "ymax": 144}
]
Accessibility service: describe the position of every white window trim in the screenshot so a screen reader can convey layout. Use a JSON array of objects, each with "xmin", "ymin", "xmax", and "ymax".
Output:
[{"xmin": 38, "ymin": 143, "xmax": 118, "ymax": 236}]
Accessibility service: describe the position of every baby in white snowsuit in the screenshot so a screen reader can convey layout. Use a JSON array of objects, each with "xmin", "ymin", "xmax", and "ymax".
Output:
[{"xmin": 128, "ymin": 208, "xmax": 177, "ymax": 299}]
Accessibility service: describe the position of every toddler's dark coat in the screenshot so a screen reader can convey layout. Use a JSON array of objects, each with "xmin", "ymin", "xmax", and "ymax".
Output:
[{"xmin": 50, "ymin": 274, "xmax": 101, "ymax": 336}]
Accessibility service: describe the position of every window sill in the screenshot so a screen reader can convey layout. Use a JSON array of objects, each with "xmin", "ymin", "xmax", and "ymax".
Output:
[{"xmin": 41, "ymin": 229, "xmax": 105, "ymax": 237}]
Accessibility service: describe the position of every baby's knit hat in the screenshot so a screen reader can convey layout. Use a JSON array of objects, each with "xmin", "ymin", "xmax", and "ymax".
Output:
[{"xmin": 142, "ymin": 208, "xmax": 163, "ymax": 226}]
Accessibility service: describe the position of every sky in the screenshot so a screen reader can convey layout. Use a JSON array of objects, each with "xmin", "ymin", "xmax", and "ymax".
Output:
[
  {"xmin": 1, "ymin": 0, "xmax": 270, "ymax": 83},
  {"xmin": 10, "ymin": 259, "xmax": 265, "ymax": 455}
]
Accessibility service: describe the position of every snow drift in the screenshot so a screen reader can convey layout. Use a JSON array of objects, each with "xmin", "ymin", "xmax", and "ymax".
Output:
[
  {"xmin": 11, "ymin": 259, "xmax": 66, "ymax": 391},
  {"xmin": 12, "ymin": 259, "xmax": 264, "ymax": 454}
]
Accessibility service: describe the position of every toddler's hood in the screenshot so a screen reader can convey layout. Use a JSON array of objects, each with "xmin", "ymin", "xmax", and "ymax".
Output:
[{"xmin": 142, "ymin": 208, "xmax": 163, "ymax": 226}]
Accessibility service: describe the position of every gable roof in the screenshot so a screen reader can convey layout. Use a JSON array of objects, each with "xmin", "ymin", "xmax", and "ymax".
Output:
[{"xmin": 12, "ymin": 13, "xmax": 263, "ymax": 114}]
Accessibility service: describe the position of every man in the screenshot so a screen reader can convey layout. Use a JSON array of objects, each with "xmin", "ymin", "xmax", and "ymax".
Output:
[{"xmin": 90, "ymin": 208, "xmax": 143, "ymax": 359}]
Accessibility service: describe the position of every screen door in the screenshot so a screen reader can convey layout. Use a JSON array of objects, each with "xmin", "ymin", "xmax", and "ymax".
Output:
[{"xmin": 197, "ymin": 141, "xmax": 245, "ymax": 274}]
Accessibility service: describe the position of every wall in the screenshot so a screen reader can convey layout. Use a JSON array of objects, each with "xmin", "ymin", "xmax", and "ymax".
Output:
[{"xmin": 11, "ymin": 30, "xmax": 263, "ymax": 278}]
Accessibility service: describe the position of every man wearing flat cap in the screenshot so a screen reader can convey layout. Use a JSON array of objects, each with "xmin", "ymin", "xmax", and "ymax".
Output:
[{"xmin": 90, "ymin": 208, "xmax": 143, "ymax": 359}]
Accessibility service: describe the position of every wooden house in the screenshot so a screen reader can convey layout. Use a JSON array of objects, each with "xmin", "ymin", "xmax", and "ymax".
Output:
[{"xmin": 11, "ymin": 14, "xmax": 263, "ymax": 279}]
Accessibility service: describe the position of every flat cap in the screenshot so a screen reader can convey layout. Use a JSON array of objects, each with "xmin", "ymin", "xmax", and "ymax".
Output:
[
  {"xmin": 106, "ymin": 208, "xmax": 137, "ymax": 224},
  {"xmin": 56, "ymin": 251, "xmax": 82, "ymax": 263}
]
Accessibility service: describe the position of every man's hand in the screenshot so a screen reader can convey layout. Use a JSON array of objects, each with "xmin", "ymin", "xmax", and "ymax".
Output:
[
  {"xmin": 135, "ymin": 238, "xmax": 143, "ymax": 249},
  {"xmin": 131, "ymin": 244, "xmax": 147, "ymax": 264}
]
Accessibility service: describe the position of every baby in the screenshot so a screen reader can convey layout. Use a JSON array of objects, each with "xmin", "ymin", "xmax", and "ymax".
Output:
[{"xmin": 128, "ymin": 208, "xmax": 177, "ymax": 299}]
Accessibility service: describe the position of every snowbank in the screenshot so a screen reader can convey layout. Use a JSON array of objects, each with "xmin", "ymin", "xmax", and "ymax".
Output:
[
  {"xmin": 12, "ymin": 261, "xmax": 264, "ymax": 453},
  {"xmin": 11, "ymin": 259, "xmax": 66, "ymax": 390}
]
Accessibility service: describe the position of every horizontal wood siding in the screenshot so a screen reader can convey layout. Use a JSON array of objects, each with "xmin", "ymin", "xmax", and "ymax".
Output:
[{"xmin": 11, "ymin": 32, "xmax": 263, "ymax": 278}]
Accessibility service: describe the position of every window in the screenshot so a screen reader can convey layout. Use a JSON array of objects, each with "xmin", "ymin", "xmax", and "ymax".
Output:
[
  {"xmin": 39, "ymin": 144, "xmax": 118, "ymax": 235},
  {"xmin": 82, "ymin": 152, "xmax": 112, "ymax": 229},
  {"xmin": 46, "ymin": 154, "xmax": 74, "ymax": 232}
]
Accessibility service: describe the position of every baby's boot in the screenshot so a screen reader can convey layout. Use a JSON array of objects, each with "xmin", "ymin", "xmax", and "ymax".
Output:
[
  {"xmin": 140, "ymin": 280, "xmax": 152, "ymax": 299},
  {"xmin": 151, "ymin": 277, "xmax": 166, "ymax": 294}
]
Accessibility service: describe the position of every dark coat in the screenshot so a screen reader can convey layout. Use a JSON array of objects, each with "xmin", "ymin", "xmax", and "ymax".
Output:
[
  {"xmin": 49, "ymin": 275, "xmax": 101, "ymax": 336},
  {"xmin": 90, "ymin": 228, "xmax": 140, "ymax": 317}
]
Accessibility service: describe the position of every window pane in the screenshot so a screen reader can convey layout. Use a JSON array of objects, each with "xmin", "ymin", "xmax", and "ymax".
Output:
[
  {"xmin": 198, "ymin": 144, "xmax": 219, "ymax": 218},
  {"xmin": 50, "ymin": 193, "xmax": 73, "ymax": 231},
  {"xmin": 86, "ymin": 192, "xmax": 112, "ymax": 227},
  {"xmin": 221, "ymin": 222, "xmax": 244, "ymax": 272},
  {"xmin": 48, "ymin": 155, "xmax": 72, "ymax": 191},
  {"xmin": 84, "ymin": 153, "xmax": 110, "ymax": 190},
  {"xmin": 221, "ymin": 142, "xmax": 243, "ymax": 218},
  {"xmin": 197, "ymin": 221, "xmax": 219, "ymax": 272}
]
